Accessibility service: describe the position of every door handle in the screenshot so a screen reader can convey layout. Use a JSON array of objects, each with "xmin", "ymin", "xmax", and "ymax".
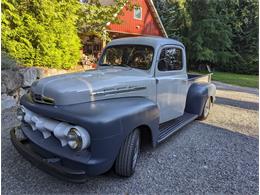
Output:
[{"xmin": 156, "ymin": 79, "xmax": 159, "ymax": 84}]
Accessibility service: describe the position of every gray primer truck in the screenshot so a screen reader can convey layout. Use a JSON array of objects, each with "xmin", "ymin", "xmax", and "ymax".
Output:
[{"xmin": 11, "ymin": 37, "xmax": 216, "ymax": 182}]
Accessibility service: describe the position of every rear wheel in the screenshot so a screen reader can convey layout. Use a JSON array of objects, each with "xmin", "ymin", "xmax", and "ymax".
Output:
[
  {"xmin": 198, "ymin": 97, "xmax": 211, "ymax": 120},
  {"xmin": 114, "ymin": 129, "xmax": 140, "ymax": 177}
]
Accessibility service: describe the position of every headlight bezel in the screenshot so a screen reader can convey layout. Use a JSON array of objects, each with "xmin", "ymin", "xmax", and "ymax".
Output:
[
  {"xmin": 67, "ymin": 128, "xmax": 83, "ymax": 150},
  {"xmin": 66, "ymin": 126, "xmax": 90, "ymax": 151}
]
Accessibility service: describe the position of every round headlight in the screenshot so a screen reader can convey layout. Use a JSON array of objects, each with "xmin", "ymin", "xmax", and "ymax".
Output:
[{"xmin": 67, "ymin": 128, "xmax": 82, "ymax": 150}]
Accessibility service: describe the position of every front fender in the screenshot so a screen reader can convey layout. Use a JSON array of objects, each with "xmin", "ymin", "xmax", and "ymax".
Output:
[{"xmin": 20, "ymin": 95, "xmax": 159, "ymax": 173}]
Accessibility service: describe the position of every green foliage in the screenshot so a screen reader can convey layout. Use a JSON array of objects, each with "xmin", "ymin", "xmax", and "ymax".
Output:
[
  {"xmin": 155, "ymin": 0, "xmax": 258, "ymax": 74},
  {"xmin": 220, "ymin": 0, "xmax": 259, "ymax": 74},
  {"xmin": 2, "ymin": 0, "xmax": 131, "ymax": 69},
  {"xmin": 2, "ymin": 0, "xmax": 81, "ymax": 69},
  {"xmin": 155, "ymin": 0, "xmax": 190, "ymax": 39},
  {"xmin": 187, "ymin": 0, "xmax": 233, "ymax": 66}
]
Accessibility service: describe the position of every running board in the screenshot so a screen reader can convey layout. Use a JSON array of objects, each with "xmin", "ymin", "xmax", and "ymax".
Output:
[{"xmin": 158, "ymin": 113, "xmax": 198, "ymax": 143}]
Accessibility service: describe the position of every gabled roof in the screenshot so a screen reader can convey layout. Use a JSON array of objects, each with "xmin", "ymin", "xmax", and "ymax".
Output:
[
  {"xmin": 99, "ymin": 0, "xmax": 168, "ymax": 37},
  {"xmin": 146, "ymin": 0, "xmax": 167, "ymax": 37}
]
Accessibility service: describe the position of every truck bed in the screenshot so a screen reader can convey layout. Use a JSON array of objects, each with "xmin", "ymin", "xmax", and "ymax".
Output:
[{"xmin": 188, "ymin": 73, "xmax": 212, "ymax": 83}]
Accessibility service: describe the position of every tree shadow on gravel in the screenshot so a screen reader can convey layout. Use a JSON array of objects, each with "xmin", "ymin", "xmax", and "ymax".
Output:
[
  {"xmin": 215, "ymin": 96, "xmax": 259, "ymax": 111},
  {"xmin": 213, "ymin": 82, "xmax": 259, "ymax": 95}
]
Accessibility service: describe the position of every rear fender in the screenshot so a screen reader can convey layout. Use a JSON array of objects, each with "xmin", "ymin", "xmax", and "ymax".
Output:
[{"xmin": 185, "ymin": 83, "xmax": 216, "ymax": 115}]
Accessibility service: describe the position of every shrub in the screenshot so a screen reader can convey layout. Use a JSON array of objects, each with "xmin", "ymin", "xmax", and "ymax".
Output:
[{"xmin": 2, "ymin": 0, "xmax": 81, "ymax": 69}]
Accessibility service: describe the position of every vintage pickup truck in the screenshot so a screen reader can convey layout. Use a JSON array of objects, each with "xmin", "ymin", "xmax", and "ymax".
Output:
[{"xmin": 11, "ymin": 37, "xmax": 216, "ymax": 182}]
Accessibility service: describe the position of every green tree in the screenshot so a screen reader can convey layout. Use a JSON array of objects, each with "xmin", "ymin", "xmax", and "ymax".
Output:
[
  {"xmin": 155, "ymin": 0, "xmax": 258, "ymax": 74},
  {"xmin": 2, "ymin": 0, "xmax": 81, "ymax": 69},
  {"xmin": 219, "ymin": 0, "xmax": 259, "ymax": 74},
  {"xmin": 186, "ymin": 0, "xmax": 233, "ymax": 70},
  {"xmin": 155, "ymin": 0, "xmax": 190, "ymax": 40}
]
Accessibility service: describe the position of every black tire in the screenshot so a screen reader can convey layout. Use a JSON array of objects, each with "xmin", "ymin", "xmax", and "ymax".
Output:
[
  {"xmin": 198, "ymin": 97, "xmax": 211, "ymax": 120},
  {"xmin": 114, "ymin": 129, "xmax": 140, "ymax": 177}
]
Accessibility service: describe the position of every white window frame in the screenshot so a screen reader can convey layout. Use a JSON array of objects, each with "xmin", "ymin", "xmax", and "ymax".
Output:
[{"xmin": 134, "ymin": 6, "xmax": 142, "ymax": 20}]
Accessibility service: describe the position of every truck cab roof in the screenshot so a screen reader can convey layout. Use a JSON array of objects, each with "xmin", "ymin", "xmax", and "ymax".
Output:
[{"xmin": 107, "ymin": 36, "xmax": 185, "ymax": 49}]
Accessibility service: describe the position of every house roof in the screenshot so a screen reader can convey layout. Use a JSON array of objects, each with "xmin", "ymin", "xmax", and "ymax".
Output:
[
  {"xmin": 146, "ymin": 0, "xmax": 167, "ymax": 37},
  {"xmin": 99, "ymin": 0, "xmax": 168, "ymax": 37}
]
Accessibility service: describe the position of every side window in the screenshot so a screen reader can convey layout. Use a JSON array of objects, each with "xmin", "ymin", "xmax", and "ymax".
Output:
[{"xmin": 158, "ymin": 47, "xmax": 183, "ymax": 71}]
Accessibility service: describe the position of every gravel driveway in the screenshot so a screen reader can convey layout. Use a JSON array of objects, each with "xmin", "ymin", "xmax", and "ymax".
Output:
[{"xmin": 2, "ymin": 82, "xmax": 259, "ymax": 194}]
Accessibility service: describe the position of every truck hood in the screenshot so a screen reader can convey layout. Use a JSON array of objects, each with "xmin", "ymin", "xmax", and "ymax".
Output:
[{"xmin": 31, "ymin": 67, "xmax": 154, "ymax": 105}]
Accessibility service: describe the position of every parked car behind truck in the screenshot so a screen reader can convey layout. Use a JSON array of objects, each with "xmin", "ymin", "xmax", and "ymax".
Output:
[{"xmin": 11, "ymin": 37, "xmax": 216, "ymax": 182}]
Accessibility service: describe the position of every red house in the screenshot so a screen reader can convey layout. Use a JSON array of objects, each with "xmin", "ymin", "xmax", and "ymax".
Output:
[
  {"xmin": 107, "ymin": 0, "xmax": 167, "ymax": 38},
  {"xmin": 82, "ymin": 0, "xmax": 167, "ymax": 57}
]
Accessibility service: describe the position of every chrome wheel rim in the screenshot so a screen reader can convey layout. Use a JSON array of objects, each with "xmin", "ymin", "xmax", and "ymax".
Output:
[
  {"xmin": 204, "ymin": 99, "xmax": 210, "ymax": 117},
  {"xmin": 132, "ymin": 138, "xmax": 140, "ymax": 169}
]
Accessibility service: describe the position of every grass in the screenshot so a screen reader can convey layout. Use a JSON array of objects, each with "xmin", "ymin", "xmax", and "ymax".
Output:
[{"xmin": 190, "ymin": 71, "xmax": 259, "ymax": 88}]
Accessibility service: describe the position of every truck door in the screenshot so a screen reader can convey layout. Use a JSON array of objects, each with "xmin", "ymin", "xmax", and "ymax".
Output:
[{"xmin": 155, "ymin": 45, "xmax": 188, "ymax": 123}]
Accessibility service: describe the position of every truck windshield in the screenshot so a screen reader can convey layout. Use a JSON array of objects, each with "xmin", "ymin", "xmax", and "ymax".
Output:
[{"xmin": 99, "ymin": 45, "xmax": 154, "ymax": 70}]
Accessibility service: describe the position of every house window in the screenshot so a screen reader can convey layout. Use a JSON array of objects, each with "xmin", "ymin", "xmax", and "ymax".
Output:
[{"xmin": 134, "ymin": 7, "xmax": 142, "ymax": 20}]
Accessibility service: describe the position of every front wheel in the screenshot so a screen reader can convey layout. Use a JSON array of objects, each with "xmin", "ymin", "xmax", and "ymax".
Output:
[
  {"xmin": 198, "ymin": 97, "xmax": 211, "ymax": 120},
  {"xmin": 114, "ymin": 129, "xmax": 140, "ymax": 177}
]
